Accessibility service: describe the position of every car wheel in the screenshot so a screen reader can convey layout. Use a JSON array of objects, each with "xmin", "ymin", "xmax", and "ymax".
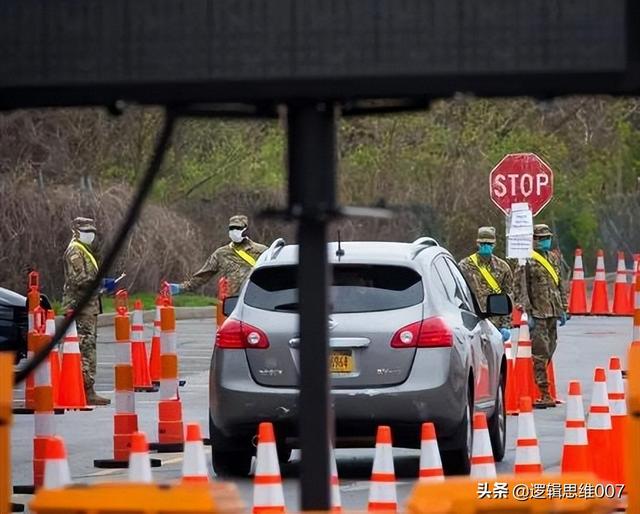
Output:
[
  {"xmin": 441, "ymin": 384, "xmax": 473, "ymax": 475},
  {"xmin": 488, "ymin": 369, "xmax": 506, "ymax": 462},
  {"xmin": 209, "ymin": 414, "xmax": 254, "ymax": 477}
]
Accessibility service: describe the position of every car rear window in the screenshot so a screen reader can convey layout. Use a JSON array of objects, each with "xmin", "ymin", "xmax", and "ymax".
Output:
[{"xmin": 244, "ymin": 264, "xmax": 423, "ymax": 313}]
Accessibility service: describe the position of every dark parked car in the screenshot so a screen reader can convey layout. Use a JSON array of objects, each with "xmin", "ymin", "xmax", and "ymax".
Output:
[{"xmin": 0, "ymin": 286, "xmax": 51, "ymax": 362}]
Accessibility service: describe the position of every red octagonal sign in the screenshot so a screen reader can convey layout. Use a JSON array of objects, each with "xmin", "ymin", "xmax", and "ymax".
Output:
[{"xmin": 489, "ymin": 153, "xmax": 554, "ymax": 216}]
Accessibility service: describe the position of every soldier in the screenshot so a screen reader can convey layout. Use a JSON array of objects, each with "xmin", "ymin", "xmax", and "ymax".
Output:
[
  {"xmin": 170, "ymin": 214, "xmax": 267, "ymax": 298},
  {"xmin": 514, "ymin": 224, "xmax": 569, "ymax": 409},
  {"xmin": 62, "ymin": 217, "xmax": 117, "ymax": 406},
  {"xmin": 458, "ymin": 226, "xmax": 513, "ymax": 341}
]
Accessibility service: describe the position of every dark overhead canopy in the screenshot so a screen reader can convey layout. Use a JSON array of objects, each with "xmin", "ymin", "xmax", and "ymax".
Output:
[{"xmin": 1, "ymin": 0, "xmax": 639, "ymax": 110}]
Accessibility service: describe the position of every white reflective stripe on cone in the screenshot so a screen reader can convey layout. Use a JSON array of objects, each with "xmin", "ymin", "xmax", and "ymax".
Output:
[
  {"xmin": 253, "ymin": 484, "xmax": 285, "ymax": 507},
  {"xmin": 610, "ymin": 400, "xmax": 627, "ymax": 416},
  {"xmin": 516, "ymin": 344, "xmax": 532, "ymax": 358},
  {"xmin": 115, "ymin": 343, "xmax": 132, "ymax": 365},
  {"xmin": 567, "ymin": 396, "xmax": 586, "ymax": 420},
  {"xmin": 588, "ymin": 412, "xmax": 612, "ymax": 430},
  {"xmin": 564, "ymin": 427, "xmax": 588, "ymax": 445},
  {"xmin": 128, "ymin": 454, "xmax": 153, "ymax": 483},
  {"xmin": 159, "ymin": 379, "xmax": 178, "ymax": 400},
  {"xmin": 35, "ymin": 413, "xmax": 56, "ymax": 437},
  {"xmin": 182, "ymin": 442, "xmax": 208, "ymax": 476},
  {"xmin": 518, "ymin": 413, "xmax": 537, "ymax": 438},
  {"xmin": 373, "ymin": 444, "xmax": 395, "ymax": 473},
  {"xmin": 369, "ymin": 482, "xmax": 397, "ymax": 503},
  {"xmin": 115, "ymin": 391, "xmax": 135, "ymax": 414},
  {"xmin": 44, "ymin": 460, "xmax": 71, "ymax": 489},
  {"xmin": 255, "ymin": 442, "xmax": 281, "ymax": 475},
  {"xmin": 472, "ymin": 432, "xmax": 493, "ymax": 457},
  {"xmin": 63, "ymin": 342, "xmax": 80, "ymax": 354},
  {"xmin": 595, "ymin": 270, "xmax": 606, "ymax": 280},
  {"xmin": 160, "ymin": 331, "xmax": 177, "ymax": 355},
  {"xmin": 35, "ymin": 363, "xmax": 52, "ymax": 387},
  {"xmin": 471, "ymin": 463, "xmax": 496, "ymax": 478},
  {"xmin": 515, "ymin": 445, "xmax": 541, "ymax": 465}
]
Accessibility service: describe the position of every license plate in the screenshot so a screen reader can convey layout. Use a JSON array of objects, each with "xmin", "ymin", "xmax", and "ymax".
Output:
[{"xmin": 330, "ymin": 351, "xmax": 353, "ymax": 373}]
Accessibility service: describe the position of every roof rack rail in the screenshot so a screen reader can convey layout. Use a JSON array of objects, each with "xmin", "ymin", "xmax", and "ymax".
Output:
[
  {"xmin": 410, "ymin": 237, "xmax": 439, "ymax": 259},
  {"xmin": 267, "ymin": 238, "xmax": 286, "ymax": 261}
]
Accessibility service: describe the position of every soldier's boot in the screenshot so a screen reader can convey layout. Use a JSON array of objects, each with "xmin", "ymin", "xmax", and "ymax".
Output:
[
  {"xmin": 533, "ymin": 387, "xmax": 555, "ymax": 409},
  {"xmin": 85, "ymin": 386, "xmax": 111, "ymax": 406}
]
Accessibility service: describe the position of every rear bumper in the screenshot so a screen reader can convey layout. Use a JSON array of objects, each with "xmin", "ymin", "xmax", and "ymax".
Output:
[{"xmin": 210, "ymin": 346, "xmax": 469, "ymax": 449}]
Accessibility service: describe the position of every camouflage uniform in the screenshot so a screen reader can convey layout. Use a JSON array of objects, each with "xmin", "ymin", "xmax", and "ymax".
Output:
[
  {"xmin": 180, "ymin": 215, "xmax": 267, "ymax": 297},
  {"xmin": 514, "ymin": 224, "xmax": 568, "ymax": 406},
  {"xmin": 458, "ymin": 227, "xmax": 513, "ymax": 329},
  {"xmin": 61, "ymin": 217, "xmax": 110, "ymax": 405}
]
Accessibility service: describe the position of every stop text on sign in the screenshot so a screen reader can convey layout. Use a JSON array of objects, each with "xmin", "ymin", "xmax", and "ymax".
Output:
[
  {"xmin": 489, "ymin": 153, "xmax": 554, "ymax": 216},
  {"xmin": 492, "ymin": 173, "xmax": 550, "ymax": 198}
]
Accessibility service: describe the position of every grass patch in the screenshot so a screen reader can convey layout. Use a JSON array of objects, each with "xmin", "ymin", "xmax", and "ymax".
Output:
[{"xmin": 52, "ymin": 292, "xmax": 216, "ymax": 314}]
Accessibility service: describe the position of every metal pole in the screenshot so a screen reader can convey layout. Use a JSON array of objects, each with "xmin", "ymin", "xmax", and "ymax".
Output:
[{"xmin": 287, "ymin": 102, "xmax": 336, "ymax": 511}]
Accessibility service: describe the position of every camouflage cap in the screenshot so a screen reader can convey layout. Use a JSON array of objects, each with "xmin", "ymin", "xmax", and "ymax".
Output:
[
  {"xmin": 229, "ymin": 214, "xmax": 248, "ymax": 228},
  {"xmin": 533, "ymin": 224, "xmax": 553, "ymax": 238},
  {"xmin": 476, "ymin": 226, "xmax": 497, "ymax": 244},
  {"xmin": 72, "ymin": 217, "xmax": 96, "ymax": 232}
]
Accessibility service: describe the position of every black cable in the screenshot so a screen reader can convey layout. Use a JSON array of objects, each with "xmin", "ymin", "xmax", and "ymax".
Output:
[{"xmin": 14, "ymin": 109, "xmax": 176, "ymax": 385}]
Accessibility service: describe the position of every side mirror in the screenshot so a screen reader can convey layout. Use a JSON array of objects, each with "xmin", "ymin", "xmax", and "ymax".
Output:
[
  {"xmin": 222, "ymin": 296, "xmax": 239, "ymax": 317},
  {"xmin": 485, "ymin": 293, "xmax": 512, "ymax": 317}
]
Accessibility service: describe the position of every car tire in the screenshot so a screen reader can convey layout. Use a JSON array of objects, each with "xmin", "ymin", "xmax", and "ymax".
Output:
[
  {"xmin": 209, "ymin": 414, "xmax": 254, "ymax": 477},
  {"xmin": 488, "ymin": 368, "xmax": 506, "ymax": 462},
  {"xmin": 441, "ymin": 384, "xmax": 473, "ymax": 475}
]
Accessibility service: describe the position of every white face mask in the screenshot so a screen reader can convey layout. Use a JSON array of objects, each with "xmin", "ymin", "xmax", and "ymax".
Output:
[
  {"xmin": 229, "ymin": 229, "xmax": 246, "ymax": 243},
  {"xmin": 78, "ymin": 231, "xmax": 95, "ymax": 246}
]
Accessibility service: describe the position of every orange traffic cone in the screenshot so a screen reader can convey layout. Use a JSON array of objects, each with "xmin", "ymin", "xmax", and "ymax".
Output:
[
  {"xmin": 607, "ymin": 357, "xmax": 627, "ymax": 484},
  {"xmin": 216, "ymin": 277, "xmax": 229, "ymax": 329},
  {"xmin": 587, "ymin": 367, "xmax": 615, "ymax": 483},
  {"xmin": 32, "ymin": 312, "xmax": 56, "ymax": 489},
  {"xmin": 56, "ymin": 314, "xmax": 87, "ymax": 409},
  {"xmin": 561, "ymin": 381, "xmax": 591, "ymax": 473},
  {"xmin": 23, "ymin": 272, "xmax": 41, "ymax": 414},
  {"xmin": 151, "ymin": 301, "xmax": 184, "ymax": 453},
  {"xmin": 613, "ymin": 252, "xmax": 632, "ymax": 316},
  {"xmin": 368, "ymin": 426, "xmax": 397, "ymax": 512},
  {"xmin": 43, "ymin": 436, "xmax": 71, "ymax": 490},
  {"xmin": 330, "ymin": 445, "xmax": 342, "ymax": 512},
  {"xmin": 44, "ymin": 310, "xmax": 61, "ymax": 408},
  {"xmin": 512, "ymin": 307, "xmax": 523, "ymax": 327},
  {"xmin": 547, "ymin": 360, "xmax": 562, "ymax": 405},
  {"xmin": 182, "ymin": 423, "xmax": 209, "ymax": 483},
  {"xmin": 505, "ymin": 330, "xmax": 518, "ymax": 416},
  {"xmin": 568, "ymin": 249, "xmax": 588, "ymax": 315},
  {"xmin": 128, "ymin": 432, "xmax": 153, "ymax": 483},
  {"xmin": 514, "ymin": 397, "xmax": 542, "ymax": 474},
  {"xmin": 629, "ymin": 255, "xmax": 640, "ymax": 315},
  {"xmin": 419, "ymin": 423, "xmax": 443, "ymax": 482},
  {"xmin": 590, "ymin": 250, "xmax": 610, "ymax": 315},
  {"xmin": 149, "ymin": 293, "xmax": 163, "ymax": 385},
  {"xmin": 131, "ymin": 299, "xmax": 154, "ymax": 392},
  {"xmin": 513, "ymin": 313, "xmax": 536, "ymax": 413},
  {"xmin": 470, "ymin": 413, "xmax": 496, "ymax": 478},
  {"xmin": 253, "ymin": 422, "xmax": 285, "ymax": 514}
]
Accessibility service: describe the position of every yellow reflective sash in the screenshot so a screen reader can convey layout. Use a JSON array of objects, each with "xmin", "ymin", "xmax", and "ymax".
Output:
[
  {"xmin": 470, "ymin": 253, "xmax": 502, "ymax": 293},
  {"xmin": 69, "ymin": 241, "xmax": 98, "ymax": 270},
  {"xmin": 532, "ymin": 251, "xmax": 559, "ymax": 286},
  {"xmin": 232, "ymin": 245, "xmax": 257, "ymax": 267}
]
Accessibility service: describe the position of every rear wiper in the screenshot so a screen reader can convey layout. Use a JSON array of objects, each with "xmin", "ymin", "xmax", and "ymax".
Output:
[{"xmin": 274, "ymin": 303, "xmax": 299, "ymax": 311}]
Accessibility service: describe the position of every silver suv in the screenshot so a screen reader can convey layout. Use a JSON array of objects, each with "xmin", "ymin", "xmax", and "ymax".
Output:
[{"xmin": 209, "ymin": 238, "xmax": 509, "ymax": 476}]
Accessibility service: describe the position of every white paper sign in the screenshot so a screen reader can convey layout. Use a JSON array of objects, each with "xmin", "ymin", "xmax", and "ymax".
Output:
[{"xmin": 506, "ymin": 202, "xmax": 533, "ymax": 259}]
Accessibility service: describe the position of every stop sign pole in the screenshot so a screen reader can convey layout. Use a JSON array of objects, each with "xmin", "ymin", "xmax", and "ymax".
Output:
[{"xmin": 489, "ymin": 153, "xmax": 554, "ymax": 216}]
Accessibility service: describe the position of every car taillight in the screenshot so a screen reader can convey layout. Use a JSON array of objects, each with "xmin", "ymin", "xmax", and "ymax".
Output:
[
  {"xmin": 216, "ymin": 319, "xmax": 269, "ymax": 349},
  {"xmin": 391, "ymin": 317, "xmax": 453, "ymax": 348}
]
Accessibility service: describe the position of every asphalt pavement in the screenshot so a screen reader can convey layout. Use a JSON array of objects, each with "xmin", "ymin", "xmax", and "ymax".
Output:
[{"xmin": 10, "ymin": 315, "xmax": 634, "ymax": 512}]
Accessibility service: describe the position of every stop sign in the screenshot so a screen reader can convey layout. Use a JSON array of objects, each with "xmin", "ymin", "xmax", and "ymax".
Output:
[{"xmin": 489, "ymin": 153, "xmax": 554, "ymax": 216}]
